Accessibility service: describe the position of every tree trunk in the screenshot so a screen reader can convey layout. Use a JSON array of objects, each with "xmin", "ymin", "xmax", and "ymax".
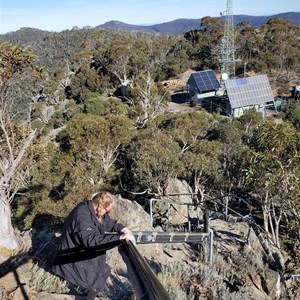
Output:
[
  {"xmin": 262, "ymin": 192, "xmax": 269, "ymax": 233},
  {"xmin": 272, "ymin": 202, "xmax": 282, "ymax": 249},
  {"xmin": 0, "ymin": 197, "xmax": 18, "ymax": 250}
]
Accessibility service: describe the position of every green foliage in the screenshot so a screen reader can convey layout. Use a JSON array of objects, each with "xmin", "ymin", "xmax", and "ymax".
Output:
[
  {"xmin": 210, "ymin": 119, "xmax": 251, "ymax": 192},
  {"xmin": 285, "ymin": 101, "xmax": 300, "ymax": 130},
  {"xmin": 237, "ymin": 108, "xmax": 264, "ymax": 143},
  {"xmin": 247, "ymin": 120, "xmax": 300, "ymax": 216},
  {"xmin": 237, "ymin": 18, "xmax": 300, "ymax": 88},
  {"xmin": 184, "ymin": 16, "xmax": 224, "ymax": 70},
  {"xmin": 247, "ymin": 120, "xmax": 299, "ymax": 192},
  {"xmin": 246, "ymin": 119, "xmax": 300, "ymax": 249},
  {"xmin": 251, "ymin": 121, "xmax": 298, "ymax": 163},
  {"xmin": 0, "ymin": 43, "xmax": 41, "ymax": 241},
  {"xmin": 125, "ymin": 130, "xmax": 183, "ymax": 195},
  {"xmin": 0, "ymin": 42, "xmax": 43, "ymax": 122},
  {"xmin": 102, "ymin": 97, "xmax": 129, "ymax": 116},
  {"xmin": 157, "ymin": 110, "xmax": 213, "ymax": 151},
  {"xmin": 49, "ymin": 100, "xmax": 81, "ymax": 130},
  {"xmin": 127, "ymin": 72, "xmax": 171, "ymax": 128},
  {"xmin": 238, "ymin": 108, "xmax": 263, "ymax": 130},
  {"xmin": 42, "ymin": 112, "xmax": 136, "ymax": 205},
  {"xmin": 67, "ymin": 69, "xmax": 90, "ymax": 103},
  {"xmin": 83, "ymin": 92, "xmax": 105, "ymax": 115},
  {"xmin": 181, "ymin": 139, "xmax": 223, "ymax": 196},
  {"xmin": 0, "ymin": 42, "xmax": 36, "ymax": 81}
]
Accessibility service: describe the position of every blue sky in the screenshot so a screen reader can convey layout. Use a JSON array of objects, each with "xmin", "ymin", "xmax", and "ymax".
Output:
[{"xmin": 0, "ymin": 0, "xmax": 299, "ymax": 34}]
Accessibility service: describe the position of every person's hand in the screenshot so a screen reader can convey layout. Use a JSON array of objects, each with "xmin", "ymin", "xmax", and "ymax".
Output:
[
  {"xmin": 120, "ymin": 231, "xmax": 136, "ymax": 244},
  {"xmin": 120, "ymin": 227, "xmax": 130, "ymax": 234},
  {"xmin": 120, "ymin": 232, "xmax": 132, "ymax": 243}
]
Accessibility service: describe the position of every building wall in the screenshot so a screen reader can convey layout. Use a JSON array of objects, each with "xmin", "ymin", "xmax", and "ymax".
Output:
[{"xmin": 233, "ymin": 104, "xmax": 264, "ymax": 118}]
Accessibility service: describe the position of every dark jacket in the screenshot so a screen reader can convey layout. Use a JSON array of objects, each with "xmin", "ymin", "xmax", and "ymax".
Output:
[{"xmin": 52, "ymin": 200, "xmax": 124, "ymax": 292}]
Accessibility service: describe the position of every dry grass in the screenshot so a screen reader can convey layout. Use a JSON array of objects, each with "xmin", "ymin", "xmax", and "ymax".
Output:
[{"xmin": 29, "ymin": 263, "xmax": 69, "ymax": 294}]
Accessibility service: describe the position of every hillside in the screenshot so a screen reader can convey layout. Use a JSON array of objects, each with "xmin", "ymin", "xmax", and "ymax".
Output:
[
  {"xmin": 0, "ymin": 12, "xmax": 299, "ymax": 40},
  {"xmin": 97, "ymin": 12, "xmax": 300, "ymax": 34},
  {"xmin": 0, "ymin": 27, "xmax": 52, "ymax": 45}
]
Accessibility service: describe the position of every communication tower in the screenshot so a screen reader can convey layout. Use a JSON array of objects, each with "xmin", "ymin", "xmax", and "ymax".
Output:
[{"xmin": 220, "ymin": 0, "xmax": 240, "ymax": 79}]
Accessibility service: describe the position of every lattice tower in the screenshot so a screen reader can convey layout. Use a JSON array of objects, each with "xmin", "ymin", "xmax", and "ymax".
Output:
[{"xmin": 220, "ymin": 0, "xmax": 237, "ymax": 79}]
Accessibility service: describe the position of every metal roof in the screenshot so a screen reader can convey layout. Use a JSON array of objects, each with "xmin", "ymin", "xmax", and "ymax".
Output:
[
  {"xmin": 224, "ymin": 75, "xmax": 274, "ymax": 109},
  {"xmin": 187, "ymin": 70, "xmax": 220, "ymax": 93}
]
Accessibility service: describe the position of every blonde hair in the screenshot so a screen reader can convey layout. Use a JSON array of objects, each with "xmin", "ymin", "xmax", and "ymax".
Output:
[{"xmin": 91, "ymin": 191, "xmax": 116, "ymax": 222}]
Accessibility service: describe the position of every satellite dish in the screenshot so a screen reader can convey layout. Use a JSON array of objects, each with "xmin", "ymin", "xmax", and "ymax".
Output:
[{"xmin": 221, "ymin": 73, "xmax": 229, "ymax": 81}]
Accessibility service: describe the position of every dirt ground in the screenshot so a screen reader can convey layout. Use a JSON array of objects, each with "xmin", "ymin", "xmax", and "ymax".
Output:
[
  {"xmin": 164, "ymin": 68, "xmax": 198, "ymax": 113},
  {"xmin": 163, "ymin": 68, "xmax": 194, "ymax": 94}
]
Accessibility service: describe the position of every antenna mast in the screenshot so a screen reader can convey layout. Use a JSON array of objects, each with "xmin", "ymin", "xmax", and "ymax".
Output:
[{"xmin": 220, "ymin": 0, "xmax": 238, "ymax": 79}]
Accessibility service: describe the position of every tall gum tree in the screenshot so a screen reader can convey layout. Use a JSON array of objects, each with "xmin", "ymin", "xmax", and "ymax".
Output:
[
  {"xmin": 127, "ymin": 72, "xmax": 170, "ymax": 128},
  {"xmin": 0, "ymin": 43, "xmax": 39, "ymax": 249},
  {"xmin": 57, "ymin": 112, "xmax": 136, "ymax": 191},
  {"xmin": 247, "ymin": 120, "xmax": 300, "ymax": 248}
]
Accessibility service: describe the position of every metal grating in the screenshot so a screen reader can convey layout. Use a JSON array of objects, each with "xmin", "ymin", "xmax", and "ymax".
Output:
[
  {"xmin": 132, "ymin": 231, "xmax": 209, "ymax": 244},
  {"xmin": 188, "ymin": 70, "xmax": 220, "ymax": 93},
  {"xmin": 224, "ymin": 75, "xmax": 274, "ymax": 109}
]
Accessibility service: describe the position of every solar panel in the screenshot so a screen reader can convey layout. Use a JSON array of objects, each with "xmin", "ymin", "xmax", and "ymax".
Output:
[
  {"xmin": 188, "ymin": 70, "xmax": 220, "ymax": 93},
  {"xmin": 224, "ymin": 75, "xmax": 274, "ymax": 109}
]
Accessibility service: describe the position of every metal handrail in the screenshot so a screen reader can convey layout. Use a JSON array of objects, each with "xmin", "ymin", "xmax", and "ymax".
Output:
[
  {"xmin": 119, "ymin": 241, "xmax": 172, "ymax": 300},
  {"xmin": 149, "ymin": 194, "xmax": 252, "ymax": 229},
  {"xmin": 149, "ymin": 197, "xmax": 205, "ymax": 229}
]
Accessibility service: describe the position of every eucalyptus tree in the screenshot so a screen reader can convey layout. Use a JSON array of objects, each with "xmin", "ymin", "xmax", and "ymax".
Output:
[
  {"xmin": 260, "ymin": 18, "xmax": 300, "ymax": 82},
  {"xmin": 184, "ymin": 16, "xmax": 224, "ymax": 70},
  {"xmin": 285, "ymin": 101, "xmax": 300, "ymax": 131},
  {"xmin": 247, "ymin": 120, "xmax": 300, "ymax": 248},
  {"xmin": 126, "ymin": 72, "xmax": 171, "ymax": 128},
  {"xmin": 0, "ymin": 43, "xmax": 40, "ymax": 249},
  {"xmin": 156, "ymin": 111, "xmax": 222, "ymax": 199},
  {"xmin": 92, "ymin": 31, "xmax": 139, "ymax": 87},
  {"xmin": 121, "ymin": 129, "xmax": 183, "ymax": 196},
  {"xmin": 147, "ymin": 34, "xmax": 191, "ymax": 79},
  {"xmin": 129, "ymin": 35, "xmax": 155, "ymax": 76},
  {"xmin": 211, "ymin": 118, "xmax": 251, "ymax": 194},
  {"xmin": 235, "ymin": 22, "xmax": 266, "ymax": 73},
  {"xmin": 182, "ymin": 139, "xmax": 223, "ymax": 201},
  {"xmin": 157, "ymin": 110, "xmax": 213, "ymax": 153},
  {"xmin": 56, "ymin": 112, "xmax": 136, "ymax": 195},
  {"xmin": 160, "ymin": 37, "xmax": 191, "ymax": 78}
]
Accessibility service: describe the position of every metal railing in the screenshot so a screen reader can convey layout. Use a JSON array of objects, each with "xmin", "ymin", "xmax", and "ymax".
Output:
[
  {"xmin": 149, "ymin": 196, "xmax": 205, "ymax": 231},
  {"xmin": 132, "ymin": 231, "xmax": 209, "ymax": 244},
  {"xmin": 120, "ymin": 240, "xmax": 172, "ymax": 300}
]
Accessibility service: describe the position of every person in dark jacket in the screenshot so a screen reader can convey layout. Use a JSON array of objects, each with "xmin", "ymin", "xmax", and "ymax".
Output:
[{"xmin": 52, "ymin": 191, "xmax": 132, "ymax": 300}]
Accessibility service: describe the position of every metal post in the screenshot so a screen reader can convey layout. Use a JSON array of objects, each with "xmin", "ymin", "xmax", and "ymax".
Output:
[
  {"xmin": 225, "ymin": 196, "xmax": 229, "ymax": 219},
  {"xmin": 244, "ymin": 62, "xmax": 247, "ymax": 78},
  {"xmin": 209, "ymin": 228, "xmax": 214, "ymax": 264},
  {"xmin": 187, "ymin": 205, "xmax": 191, "ymax": 231},
  {"xmin": 196, "ymin": 206, "xmax": 200, "ymax": 230},
  {"xmin": 245, "ymin": 223, "xmax": 251, "ymax": 246},
  {"xmin": 204, "ymin": 209, "xmax": 209, "ymax": 233},
  {"xmin": 150, "ymin": 198, "xmax": 154, "ymax": 227}
]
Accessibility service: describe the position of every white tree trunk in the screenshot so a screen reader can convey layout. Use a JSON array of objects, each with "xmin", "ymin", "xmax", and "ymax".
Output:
[
  {"xmin": 262, "ymin": 192, "xmax": 270, "ymax": 233},
  {"xmin": 0, "ymin": 197, "xmax": 18, "ymax": 249},
  {"xmin": 0, "ymin": 129, "xmax": 36, "ymax": 249}
]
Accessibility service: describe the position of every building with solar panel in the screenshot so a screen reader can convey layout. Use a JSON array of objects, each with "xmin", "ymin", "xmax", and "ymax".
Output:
[
  {"xmin": 187, "ymin": 70, "xmax": 220, "ymax": 106},
  {"xmin": 223, "ymin": 75, "xmax": 275, "ymax": 117},
  {"xmin": 187, "ymin": 70, "xmax": 275, "ymax": 117}
]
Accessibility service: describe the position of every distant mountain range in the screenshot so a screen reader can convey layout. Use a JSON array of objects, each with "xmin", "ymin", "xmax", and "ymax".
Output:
[
  {"xmin": 0, "ymin": 12, "xmax": 299, "ymax": 42},
  {"xmin": 97, "ymin": 12, "xmax": 300, "ymax": 34}
]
